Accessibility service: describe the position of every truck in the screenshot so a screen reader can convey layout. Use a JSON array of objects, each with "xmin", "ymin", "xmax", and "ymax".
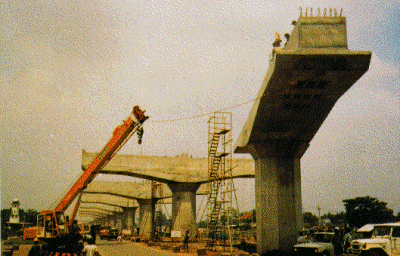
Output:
[
  {"xmin": 293, "ymin": 231, "xmax": 335, "ymax": 256},
  {"xmin": 34, "ymin": 106, "xmax": 148, "ymax": 254},
  {"xmin": 350, "ymin": 222, "xmax": 400, "ymax": 256}
]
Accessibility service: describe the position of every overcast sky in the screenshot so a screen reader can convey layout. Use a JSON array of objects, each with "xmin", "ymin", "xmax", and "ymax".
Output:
[{"xmin": 1, "ymin": 0, "xmax": 399, "ymax": 219}]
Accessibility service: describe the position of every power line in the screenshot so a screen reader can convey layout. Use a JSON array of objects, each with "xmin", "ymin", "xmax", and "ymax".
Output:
[{"xmin": 148, "ymin": 95, "xmax": 263, "ymax": 123}]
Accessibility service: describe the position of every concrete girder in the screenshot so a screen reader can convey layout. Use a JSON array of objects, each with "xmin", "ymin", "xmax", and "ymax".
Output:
[
  {"xmin": 78, "ymin": 210, "xmax": 109, "ymax": 217},
  {"xmin": 84, "ymin": 181, "xmax": 171, "ymax": 199},
  {"xmin": 79, "ymin": 204, "xmax": 122, "ymax": 214},
  {"xmin": 82, "ymin": 151, "xmax": 255, "ymax": 183},
  {"xmin": 77, "ymin": 212, "xmax": 107, "ymax": 222},
  {"xmin": 234, "ymin": 16, "xmax": 371, "ymax": 254},
  {"xmin": 78, "ymin": 209, "xmax": 111, "ymax": 219},
  {"xmin": 80, "ymin": 193, "xmax": 139, "ymax": 208}
]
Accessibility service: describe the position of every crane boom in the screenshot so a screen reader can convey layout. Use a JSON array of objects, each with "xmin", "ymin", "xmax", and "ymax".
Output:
[
  {"xmin": 55, "ymin": 106, "xmax": 148, "ymax": 212},
  {"xmin": 34, "ymin": 106, "xmax": 148, "ymax": 254}
]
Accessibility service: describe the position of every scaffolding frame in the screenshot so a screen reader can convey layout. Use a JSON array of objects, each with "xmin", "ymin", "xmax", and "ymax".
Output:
[{"xmin": 206, "ymin": 112, "xmax": 234, "ymax": 250}]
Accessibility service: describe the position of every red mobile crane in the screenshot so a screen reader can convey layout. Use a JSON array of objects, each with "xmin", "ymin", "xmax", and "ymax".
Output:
[{"xmin": 36, "ymin": 106, "xmax": 148, "ymax": 254}]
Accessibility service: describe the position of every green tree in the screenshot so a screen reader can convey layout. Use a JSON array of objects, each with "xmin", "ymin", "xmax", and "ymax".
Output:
[
  {"xmin": 303, "ymin": 212, "xmax": 318, "ymax": 228},
  {"xmin": 343, "ymin": 196, "xmax": 395, "ymax": 227},
  {"xmin": 323, "ymin": 212, "xmax": 346, "ymax": 227},
  {"xmin": 1, "ymin": 209, "xmax": 11, "ymax": 239},
  {"xmin": 23, "ymin": 209, "xmax": 39, "ymax": 225}
]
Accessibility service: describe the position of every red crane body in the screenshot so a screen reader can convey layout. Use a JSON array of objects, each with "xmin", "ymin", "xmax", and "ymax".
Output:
[
  {"xmin": 56, "ymin": 106, "xmax": 146, "ymax": 213},
  {"xmin": 35, "ymin": 106, "xmax": 148, "ymax": 253}
]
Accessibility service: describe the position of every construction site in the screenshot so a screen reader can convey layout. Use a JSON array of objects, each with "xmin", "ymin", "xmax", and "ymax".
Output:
[{"xmin": 2, "ymin": 7, "xmax": 376, "ymax": 256}]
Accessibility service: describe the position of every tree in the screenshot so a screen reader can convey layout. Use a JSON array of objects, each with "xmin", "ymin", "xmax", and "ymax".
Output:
[
  {"xmin": 23, "ymin": 209, "xmax": 39, "ymax": 225},
  {"xmin": 323, "ymin": 212, "xmax": 346, "ymax": 227},
  {"xmin": 1, "ymin": 209, "xmax": 11, "ymax": 239},
  {"xmin": 343, "ymin": 196, "xmax": 395, "ymax": 227},
  {"xmin": 303, "ymin": 212, "xmax": 318, "ymax": 228}
]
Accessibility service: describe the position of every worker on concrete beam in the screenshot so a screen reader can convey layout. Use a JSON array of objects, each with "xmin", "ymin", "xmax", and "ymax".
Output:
[{"xmin": 272, "ymin": 32, "xmax": 282, "ymax": 47}]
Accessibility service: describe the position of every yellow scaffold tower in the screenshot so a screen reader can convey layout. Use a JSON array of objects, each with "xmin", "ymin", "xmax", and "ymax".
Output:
[{"xmin": 206, "ymin": 112, "xmax": 235, "ymax": 251}]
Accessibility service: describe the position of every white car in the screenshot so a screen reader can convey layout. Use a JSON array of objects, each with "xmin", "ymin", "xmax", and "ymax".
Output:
[{"xmin": 293, "ymin": 232, "xmax": 335, "ymax": 256}]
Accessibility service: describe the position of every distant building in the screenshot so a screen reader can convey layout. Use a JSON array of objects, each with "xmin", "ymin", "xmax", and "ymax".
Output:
[
  {"xmin": 5, "ymin": 199, "xmax": 33, "ymax": 238},
  {"xmin": 9, "ymin": 199, "xmax": 21, "ymax": 224}
]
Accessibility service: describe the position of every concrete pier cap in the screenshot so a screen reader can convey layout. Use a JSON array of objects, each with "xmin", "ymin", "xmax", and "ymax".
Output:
[{"xmin": 234, "ymin": 13, "xmax": 371, "ymax": 255}]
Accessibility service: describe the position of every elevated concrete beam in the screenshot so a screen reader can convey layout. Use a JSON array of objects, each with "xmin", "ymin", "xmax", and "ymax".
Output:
[
  {"xmin": 78, "ymin": 210, "xmax": 109, "ymax": 217},
  {"xmin": 82, "ymin": 151, "xmax": 255, "ymax": 183},
  {"xmin": 79, "ymin": 204, "xmax": 122, "ymax": 214},
  {"xmin": 234, "ymin": 15, "xmax": 371, "ymax": 254},
  {"xmin": 78, "ymin": 209, "xmax": 111, "ymax": 219},
  {"xmin": 84, "ymin": 181, "xmax": 171, "ymax": 199},
  {"xmin": 80, "ymin": 193, "xmax": 138, "ymax": 208}
]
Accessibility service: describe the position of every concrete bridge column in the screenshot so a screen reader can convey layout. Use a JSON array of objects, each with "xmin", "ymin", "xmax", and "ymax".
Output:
[
  {"xmin": 115, "ymin": 212, "xmax": 123, "ymax": 231},
  {"xmin": 122, "ymin": 207, "xmax": 137, "ymax": 232},
  {"xmin": 112, "ymin": 214, "xmax": 117, "ymax": 228},
  {"xmin": 137, "ymin": 199, "xmax": 153, "ymax": 239},
  {"xmin": 254, "ymin": 155, "xmax": 302, "ymax": 254},
  {"xmin": 168, "ymin": 183, "xmax": 200, "ymax": 237},
  {"xmin": 109, "ymin": 215, "xmax": 114, "ymax": 227}
]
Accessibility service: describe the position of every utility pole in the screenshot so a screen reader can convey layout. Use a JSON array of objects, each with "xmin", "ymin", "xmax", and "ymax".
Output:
[{"xmin": 317, "ymin": 206, "xmax": 321, "ymax": 226}]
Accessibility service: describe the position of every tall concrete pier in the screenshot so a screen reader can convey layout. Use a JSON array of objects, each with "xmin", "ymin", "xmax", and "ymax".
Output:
[
  {"xmin": 168, "ymin": 182, "xmax": 200, "ymax": 235},
  {"xmin": 235, "ymin": 14, "xmax": 371, "ymax": 254}
]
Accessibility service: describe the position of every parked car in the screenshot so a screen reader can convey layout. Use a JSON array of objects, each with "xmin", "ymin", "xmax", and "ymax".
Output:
[
  {"xmin": 293, "ymin": 232, "xmax": 335, "ymax": 256},
  {"xmin": 99, "ymin": 227, "xmax": 110, "ymax": 240},
  {"xmin": 108, "ymin": 228, "xmax": 119, "ymax": 240}
]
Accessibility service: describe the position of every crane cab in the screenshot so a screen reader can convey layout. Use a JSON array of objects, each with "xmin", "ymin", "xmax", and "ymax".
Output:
[{"xmin": 36, "ymin": 210, "xmax": 67, "ymax": 240}]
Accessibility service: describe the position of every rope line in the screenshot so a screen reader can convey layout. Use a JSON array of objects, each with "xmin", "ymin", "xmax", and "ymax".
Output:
[{"xmin": 149, "ymin": 95, "xmax": 263, "ymax": 123}]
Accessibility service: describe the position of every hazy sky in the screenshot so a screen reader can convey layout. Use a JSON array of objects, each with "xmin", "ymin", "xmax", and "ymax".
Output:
[{"xmin": 1, "ymin": 0, "xmax": 399, "ymax": 219}]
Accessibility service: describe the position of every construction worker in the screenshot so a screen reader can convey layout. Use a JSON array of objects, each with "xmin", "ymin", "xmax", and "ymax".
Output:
[
  {"xmin": 82, "ymin": 239, "xmax": 99, "ymax": 256},
  {"xmin": 332, "ymin": 227, "xmax": 343, "ymax": 256},
  {"xmin": 272, "ymin": 32, "xmax": 282, "ymax": 47},
  {"xmin": 28, "ymin": 238, "xmax": 42, "ymax": 256},
  {"xmin": 183, "ymin": 230, "xmax": 190, "ymax": 252}
]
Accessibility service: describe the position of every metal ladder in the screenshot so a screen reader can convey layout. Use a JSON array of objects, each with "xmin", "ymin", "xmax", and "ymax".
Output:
[{"xmin": 206, "ymin": 113, "xmax": 232, "ymax": 248}]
